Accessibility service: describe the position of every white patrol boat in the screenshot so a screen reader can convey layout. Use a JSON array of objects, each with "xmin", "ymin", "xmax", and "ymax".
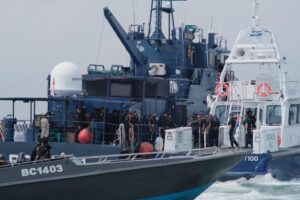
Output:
[{"xmin": 209, "ymin": 0, "xmax": 300, "ymax": 180}]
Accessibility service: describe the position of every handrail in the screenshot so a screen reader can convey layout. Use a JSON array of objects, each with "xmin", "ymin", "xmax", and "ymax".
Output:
[
  {"xmin": 0, "ymin": 118, "xmax": 221, "ymax": 151},
  {"xmin": 71, "ymin": 147, "xmax": 218, "ymax": 166},
  {"xmin": 0, "ymin": 148, "xmax": 219, "ymax": 168}
]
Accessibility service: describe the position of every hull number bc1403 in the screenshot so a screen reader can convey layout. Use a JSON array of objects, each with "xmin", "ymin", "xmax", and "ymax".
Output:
[{"xmin": 21, "ymin": 165, "xmax": 63, "ymax": 177}]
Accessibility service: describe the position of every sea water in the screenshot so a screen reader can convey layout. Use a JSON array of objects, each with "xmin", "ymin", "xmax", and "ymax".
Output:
[{"xmin": 196, "ymin": 174, "xmax": 300, "ymax": 200}]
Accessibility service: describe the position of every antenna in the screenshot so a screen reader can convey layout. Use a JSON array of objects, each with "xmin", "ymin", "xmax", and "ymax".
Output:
[
  {"xmin": 210, "ymin": 16, "xmax": 213, "ymax": 33},
  {"xmin": 219, "ymin": 24, "xmax": 223, "ymax": 47},
  {"xmin": 149, "ymin": 0, "xmax": 165, "ymax": 40},
  {"xmin": 148, "ymin": 0, "xmax": 186, "ymax": 40},
  {"xmin": 251, "ymin": 0, "xmax": 261, "ymax": 31},
  {"xmin": 132, "ymin": 0, "xmax": 136, "ymax": 25}
]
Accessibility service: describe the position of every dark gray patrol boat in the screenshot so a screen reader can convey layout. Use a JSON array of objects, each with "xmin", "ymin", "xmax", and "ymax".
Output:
[{"xmin": 0, "ymin": 147, "xmax": 250, "ymax": 200}]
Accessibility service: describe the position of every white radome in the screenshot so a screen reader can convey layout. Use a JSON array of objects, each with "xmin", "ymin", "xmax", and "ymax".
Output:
[{"xmin": 50, "ymin": 62, "xmax": 82, "ymax": 97}]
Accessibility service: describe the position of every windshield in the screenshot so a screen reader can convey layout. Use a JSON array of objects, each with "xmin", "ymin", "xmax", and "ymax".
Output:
[
  {"xmin": 215, "ymin": 105, "xmax": 230, "ymax": 125},
  {"xmin": 214, "ymin": 105, "xmax": 243, "ymax": 125},
  {"xmin": 266, "ymin": 105, "xmax": 282, "ymax": 125},
  {"xmin": 289, "ymin": 104, "xmax": 298, "ymax": 125}
]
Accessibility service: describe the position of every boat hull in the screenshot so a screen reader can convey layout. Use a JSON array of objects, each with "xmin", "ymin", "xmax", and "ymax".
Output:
[
  {"xmin": 222, "ymin": 147, "xmax": 300, "ymax": 181},
  {"xmin": 0, "ymin": 150, "xmax": 248, "ymax": 200},
  {"xmin": 269, "ymin": 150, "xmax": 300, "ymax": 181}
]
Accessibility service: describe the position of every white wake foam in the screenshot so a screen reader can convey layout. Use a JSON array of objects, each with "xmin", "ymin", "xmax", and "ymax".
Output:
[{"xmin": 196, "ymin": 174, "xmax": 300, "ymax": 200}]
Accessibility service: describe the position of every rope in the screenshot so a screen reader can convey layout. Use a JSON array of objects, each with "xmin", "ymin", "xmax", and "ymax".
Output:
[
  {"xmin": 96, "ymin": 15, "xmax": 105, "ymax": 64},
  {"xmin": 132, "ymin": 0, "xmax": 136, "ymax": 25}
]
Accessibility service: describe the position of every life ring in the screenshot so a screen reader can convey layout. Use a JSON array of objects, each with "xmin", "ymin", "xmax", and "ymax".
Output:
[
  {"xmin": 257, "ymin": 82, "xmax": 272, "ymax": 97},
  {"xmin": 215, "ymin": 83, "xmax": 229, "ymax": 97}
]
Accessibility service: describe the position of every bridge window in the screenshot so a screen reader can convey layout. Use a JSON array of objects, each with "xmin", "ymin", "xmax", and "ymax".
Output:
[
  {"xmin": 84, "ymin": 80, "xmax": 107, "ymax": 96},
  {"xmin": 259, "ymin": 108, "xmax": 263, "ymax": 124},
  {"xmin": 266, "ymin": 105, "xmax": 281, "ymax": 125},
  {"xmin": 145, "ymin": 82, "xmax": 157, "ymax": 98},
  {"xmin": 215, "ymin": 105, "xmax": 229, "ymax": 125},
  {"xmin": 110, "ymin": 83, "xmax": 132, "ymax": 97},
  {"xmin": 289, "ymin": 105, "xmax": 298, "ymax": 125}
]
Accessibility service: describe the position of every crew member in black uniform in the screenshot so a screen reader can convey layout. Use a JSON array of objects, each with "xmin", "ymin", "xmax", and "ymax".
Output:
[
  {"xmin": 206, "ymin": 115, "xmax": 215, "ymax": 147},
  {"xmin": 148, "ymin": 113, "xmax": 158, "ymax": 142},
  {"xmin": 74, "ymin": 105, "xmax": 87, "ymax": 142},
  {"xmin": 158, "ymin": 113, "xmax": 168, "ymax": 140},
  {"xmin": 131, "ymin": 111, "xmax": 139, "ymax": 144},
  {"xmin": 199, "ymin": 115, "xmax": 207, "ymax": 148},
  {"xmin": 213, "ymin": 115, "xmax": 220, "ymax": 147},
  {"xmin": 244, "ymin": 110, "xmax": 255, "ymax": 148},
  {"xmin": 167, "ymin": 113, "xmax": 175, "ymax": 129},
  {"xmin": 0, "ymin": 154, "xmax": 6, "ymax": 165},
  {"xmin": 189, "ymin": 114, "xmax": 200, "ymax": 147},
  {"xmin": 30, "ymin": 136, "xmax": 52, "ymax": 161},
  {"xmin": 228, "ymin": 113, "xmax": 239, "ymax": 148}
]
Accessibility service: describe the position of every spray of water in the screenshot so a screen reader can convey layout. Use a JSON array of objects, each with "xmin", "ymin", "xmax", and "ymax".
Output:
[{"xmin": 197, "ymin": 174, "xmax": 300, "ymax": 200}]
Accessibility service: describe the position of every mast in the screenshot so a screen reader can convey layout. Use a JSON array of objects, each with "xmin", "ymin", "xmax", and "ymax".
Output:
[
  {"xmin": 251, "ymin": 0, "xmax": 261, "ymax": 31},
  {"xmin": 150, "ymin": 0, "xmax": 165, "ymax": 39},
  {"xmin": 148, "ymin": 0, "xmax": 182, "ymax": 40}
]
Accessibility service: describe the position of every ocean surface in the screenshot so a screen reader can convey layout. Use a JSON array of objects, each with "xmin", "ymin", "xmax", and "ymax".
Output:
[{"xmin": 196, "ymin": 174, "xmax": 300, "ymax": 200}]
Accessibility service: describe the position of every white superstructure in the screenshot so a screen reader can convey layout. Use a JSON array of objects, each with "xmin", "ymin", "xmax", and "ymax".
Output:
[{"xmin": 209, "ymin": 0, "xmax": 300, "ymax": 154}]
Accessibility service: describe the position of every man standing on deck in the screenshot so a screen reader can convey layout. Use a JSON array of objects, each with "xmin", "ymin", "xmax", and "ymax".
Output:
[
  {"xmin": 158, "ymin": 113, "xmax": 168, "ymax": 140},
  {"xmin": 228, "ymin": 113, "xmax": 239, "ymax": 149},
  {"xmin": 206, "ymin": 115, "xmax": 215, "ymax": 147},
  {"xmin": 0, "ymin": 154, "xmax": 6, "ymax": 165},
  {"xmin": 40, "ymin": 113, "xmax": 50, "ymax": 139},
  {"xmin": 244, "ymin": 110, "xmax": 255, "ymax": 148},
  {"xmin": 213, "ymin": 115, "xmax": 220, "ymax": 147},
  {"xmin": 74, "ymin": 105, "xmax": 87, "ymax": 143},
  {"xmin": 188, "ymin": 114, "xmax": 200, "ymax": 147}
]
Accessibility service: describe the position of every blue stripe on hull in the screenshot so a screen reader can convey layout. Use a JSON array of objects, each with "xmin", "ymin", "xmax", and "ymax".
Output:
[
  {"xmin": 221, "ymin": 153, "xmax": 270, "ymax": 181},
  {"xmin": 228, "ymin": 153, "xmax": 269, "ymax": 174},
  {"xmin": 141, "ymin": 183, "xmax": 213, "ymax": 200}
]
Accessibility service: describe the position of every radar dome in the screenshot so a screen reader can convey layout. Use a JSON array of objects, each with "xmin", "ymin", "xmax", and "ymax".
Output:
[{"xmin": 50, "ymin": 62, "xmax": 82, "ymax": 97}]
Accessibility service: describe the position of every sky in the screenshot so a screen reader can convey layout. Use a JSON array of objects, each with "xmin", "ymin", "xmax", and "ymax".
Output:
[{"xmin": 0, "ymin": 0, "xmax": 299, "ymax": 119}]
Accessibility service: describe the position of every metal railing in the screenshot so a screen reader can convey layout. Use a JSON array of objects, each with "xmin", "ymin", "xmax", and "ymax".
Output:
[
  {"xmin": 0, "ymin": 118, "xmax": 223, "ymax": 152},
  {"xmin": 0, "ymin": 147, "xmax": 219, "ymax": 169},
  {"xmin": 71, "ymin": 146, "xmax": 218, "ymax": 166}
]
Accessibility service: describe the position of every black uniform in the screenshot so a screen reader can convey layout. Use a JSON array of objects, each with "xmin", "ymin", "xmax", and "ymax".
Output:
[
  {"xmin": 74, "ymin": 106, "xmax": 87, "ymax": 142},
  {"xmin": 189, "ymin": 116, "xmax": 200, "ymax": 147},
  {"xmin": 148, "ymin": 114, "xmax": 158, "ymax": 142},
  {"xmin": 158, "ymin": 113, "xmax": 168, "ymax": 139},
  {"xmin": 228, "ymin": 116, "xmax": 239, "ymax": 148},
  {"xmin": 207, "ymin": 116, "xmax": 215, "ymax": 147},
  {"xmin": 244, "ymin": 116, "xmax": 254, "ymax": 148},
  {"xmin": 0, "ymin": 154, "xmax": 6, "ymax": 165},
  {"xmin": 30, "ymin": 138, "xmax": 51, "ymax": 161},
  {"xmin": 213, "ymin": 116, "xmax": 220, "ymax": 147},
  {"xmin": 199, "ymin": 117, "xmax": 207, "ymax": 148}
]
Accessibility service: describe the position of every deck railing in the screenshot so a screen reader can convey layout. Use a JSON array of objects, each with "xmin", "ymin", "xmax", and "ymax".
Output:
[
  {"xmin": 71, "ymin": 146, "xmax": 219, "ymax": 165},
  {"xmin": 0, "ymin": 118, "xmax": 221, "ymax": 151}
]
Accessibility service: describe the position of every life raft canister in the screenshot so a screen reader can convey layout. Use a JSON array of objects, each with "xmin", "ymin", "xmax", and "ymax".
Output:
[
  {"xmin": 215, "ymin": 82, "xmax": 229, "ymax": 97},
  {"xmin": 257, "ymin": 82, "xmax": 272, "ymax": 97}
]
